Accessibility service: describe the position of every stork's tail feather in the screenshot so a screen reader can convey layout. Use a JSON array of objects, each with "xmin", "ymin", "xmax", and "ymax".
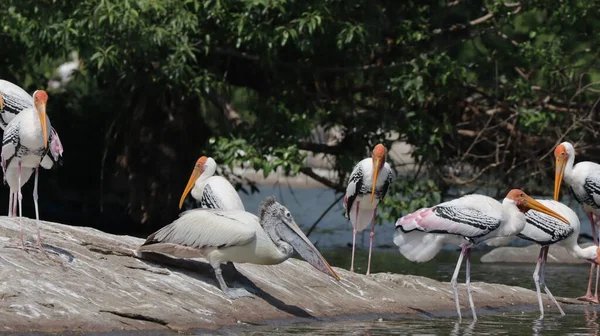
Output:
[
  {"xmin": 393, "ymin": 229, "xmax": 444, "ymax": 263},
  {"xmin": 395, "ymin": 207, "xmax": 431, "ymax": 232}
]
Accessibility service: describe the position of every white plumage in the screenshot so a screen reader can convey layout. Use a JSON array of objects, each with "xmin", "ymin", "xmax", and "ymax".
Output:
[
  {"xmin": 394, "ymin": 189, "xmax": 568, "ymax": 322},
  {"xmin": 554, "ymin": 141, "xmax": 600, "ymax": 303},
  {"xmin": 179, "ymin": 156, "xmax": 244, "ymax": 211},
  {"xmin": 343, "ymin": 144, "xmax": 394, "ymax": 275},
  {"xmin": 137, "ymin": 197, "xmax": 339, "ymax": 299}
]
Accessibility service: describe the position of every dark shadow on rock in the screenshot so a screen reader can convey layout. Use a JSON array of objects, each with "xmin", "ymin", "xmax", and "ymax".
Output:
[{"xmin": 135, "ymin": 252, "xmax": 316, "ymax": 320}]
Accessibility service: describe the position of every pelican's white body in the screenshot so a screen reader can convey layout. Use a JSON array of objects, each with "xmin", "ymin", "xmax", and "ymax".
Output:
[
  {"xmin": 394, "ymin": 194, "xmax": 526, "ymax": 262},
  {"xmin": 138, "ymin": 209, "xmax": 287, "ymax": 266},
  {"xmin": 190, "ymin": 158, "xmax": 244, "ymax": 211}
]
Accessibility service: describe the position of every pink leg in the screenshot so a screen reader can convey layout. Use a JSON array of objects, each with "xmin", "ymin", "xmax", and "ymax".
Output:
[
  {"xmin": 18, "ymin": 161, "xmax": 24, "ymax": 248},
  {"xmin": 350, "ymin": 201, "xmax": 359, "ymax": 272},
  {"xmin": 366, "ymin": 208, "xmax": 377, "ymax": 275},
  {"xmin": 579, "ymin": 212, "xmax": 598, "ymax": 303}
]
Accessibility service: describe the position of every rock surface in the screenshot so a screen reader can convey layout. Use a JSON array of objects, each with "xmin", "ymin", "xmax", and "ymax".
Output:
[
  {"xmin": 0, "ymin": 217, "xmax": 584, "ymax": 333},
  {"xmin": 481, "ymin": 243, "xmax": 594, "ymax": 264}
]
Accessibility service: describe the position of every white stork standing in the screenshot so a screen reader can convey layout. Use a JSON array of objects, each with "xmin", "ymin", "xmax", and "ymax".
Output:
[
  {"xmin": 136, "ymin": 196, "xmax": 340, "ymax": 298},
  {"xmin": 554, "ymin": 141, "xmax": 600, "ymax": 303},
  {"xmin": 1, "ymin": 90, "xmax": 52, "ymax": 248},
  {"xmin": 178, "ymin": 156, "xmax": 244, "ymax": 211},
  {"xmin": 0, "ymin": 81, "xmax": 64, "ymax": 218},
  {"xmin": 344, "ymin": 143, "xmax": 394, "ymax": 275},
  {"xmin": 515, "ymin": 200, "xmax": 598, "ymax": 318},
  {"xmin": 394, "ymin": 189, "xmax": 569, "ymax": 321}
]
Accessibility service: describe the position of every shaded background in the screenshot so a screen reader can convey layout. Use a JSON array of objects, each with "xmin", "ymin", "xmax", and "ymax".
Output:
[{"xmin": 0, "ymin": 1, "xmax": 599, "ymax": 238}]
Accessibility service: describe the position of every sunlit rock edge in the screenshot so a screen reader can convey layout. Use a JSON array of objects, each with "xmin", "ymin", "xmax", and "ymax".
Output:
[{"xmin": 0, "ymin": 217, "xmax": 582, "ymax": 333}]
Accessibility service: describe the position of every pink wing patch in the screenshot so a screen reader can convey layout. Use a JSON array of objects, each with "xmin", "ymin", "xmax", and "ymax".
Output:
[
  {"xmin": 396, "ymin": 207, "xmax": 433, "ymax": 232},
  {"xmin": 50, "ymin": 128, "xmax": 64, "ymax": 161}
]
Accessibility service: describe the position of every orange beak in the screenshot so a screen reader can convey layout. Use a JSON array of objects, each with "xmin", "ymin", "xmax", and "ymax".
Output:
[
  {"xmin": 38, "ymin": 103, "xmax": 48, "ymax": 149},
  {"xmin": 522, "ymin": 195, "xmax": 569, "ymax": 225},
  {"xmin": 554, "ymin": 155, "xmax": 567, "ymax": 201},
  {"xmin": 596, "ymin": 247, "xmax": 600, "ymax": 265},
  {"xmin": 370, "ymin": 159, "xmax": 380, "ymax": 203},
  {"xmin": 0, "ymin": 92, "xmax": 4, "ymax": 111},
  {"xmin": 179, "ymin": 165, "xmax": 203, "ymax": 209}
]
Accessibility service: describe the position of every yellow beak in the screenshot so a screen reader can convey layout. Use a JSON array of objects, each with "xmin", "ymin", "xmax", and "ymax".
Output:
[
  {"xmin": 370, "ymin": 160, "xmax": 380, "ymax": 203},
  {"xmin": 179, "ymin": 166, "xmax": 202, "ymax": 209},
  {"xmin": 522, "ymin": 195, "xmax": 569, "ymax": 225},
  {"xmin": 554, "ymin": 156, "xmax": 566, "ymax": 201},
  {"xmin": 38, "ymin": 103, "xmax": 48, "ymax": 149}
]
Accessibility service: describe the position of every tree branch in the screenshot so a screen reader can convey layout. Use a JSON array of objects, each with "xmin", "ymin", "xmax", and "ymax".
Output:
[{"xmin": 300, "ymin": 167, "xmax": 345, "ymax": 192}]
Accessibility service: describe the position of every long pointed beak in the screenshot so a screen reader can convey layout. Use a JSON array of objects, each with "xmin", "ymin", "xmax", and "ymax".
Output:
[
  {"xmin": 596, "ymin": 247, "xmax": 600, "ymax": 265},
  {"xmin": 370, "ymin": 160, "xmax": 380, "ymax": 203},
  {"xmin": 554, "ymin": 156, "xmax": 566, "ymax": 201},
  {"xmin": 522, "ymin": 195, "xmax": 569, "ymax": 225},
  {"xmin": 276, "ymin": 220, "xmax": 340, "ymax": 280},
  {"xmin": 179, "ymin": 166, "xmax": 202, "ymax": 209},
  {"xmin": 38, "ymin": 103, "xmax": 48, "ymax": 149}
]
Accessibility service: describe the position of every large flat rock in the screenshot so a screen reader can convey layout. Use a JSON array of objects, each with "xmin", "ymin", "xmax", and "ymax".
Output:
[
  {"xmin": 481, "ymin": 243, "xmax": 593, "ymax": 264},
  {"xmin": 0, "ymin": 217, "xmax": 583, "ymax": 333}
]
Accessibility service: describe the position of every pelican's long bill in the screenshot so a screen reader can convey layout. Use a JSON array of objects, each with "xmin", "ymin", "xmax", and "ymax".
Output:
[
  {"xmin": 554, "ymin": 153, "xmax": 567, "ymax": 201},
  {"xmin": 275, "ymin": 219, "xmax": 340, "ymax": 281},
  {"xmin": 179, "ymin": 164, "xmax": 203, "ymax": 209},
  {"xmin": 522, "ymin": 195, "xmax": 570, "ymax": 225}
]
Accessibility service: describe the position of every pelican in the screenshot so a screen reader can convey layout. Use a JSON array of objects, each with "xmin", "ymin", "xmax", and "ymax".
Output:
[
  {"xmin": 394, "ymin": 189, "xmax": 569, "ymax": 321},
  {"xmin": 179, "ymin": 156, "xmax": 244, "ymax": 211},
  {"xmin": 1, "ymin": 90, "xmax": 52, "ymax": 248},
  {"xmin": 137, "ymin": 196, "xmax": 340, "ymax": 298},
  {"xmin": 490, "ymin": 200, "xmax": 599, "ymax": 318},
  {"xmin": 344, "ymin": 143, "xmax": 394, "ymax": 275},
  {"xmin": 554, "ymin": 141, "xmax": 600, "ymax": 303}
]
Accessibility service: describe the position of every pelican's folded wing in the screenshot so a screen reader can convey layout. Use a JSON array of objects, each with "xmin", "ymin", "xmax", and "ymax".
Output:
[{"xmin": 143, "ymin": 209, "xmax": 257, "ymax": 249}]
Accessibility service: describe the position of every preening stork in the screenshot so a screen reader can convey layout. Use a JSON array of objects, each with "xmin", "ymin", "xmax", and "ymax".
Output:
[
  {"xmin": 344, "ymin": 144, "xmax": 394, "ymax": 275},
  {"xmin": 179, "ymin": 156, "xmax": 244, "ymax": 211},
  {"xmin": 1, "ymin": 90, "xmax": 54, "ymax": 248},
  {"xmin": 554, "ymin": 141, "xmax": 600, "ymax": 303},
  {"xmin": 394, "ymin": 189, "xmax": 569, "ymax": 321},
  {"xmin": 137, "ymin": 197, "xmax": 340, "ymax": 298},
  {"xmin": 490, "ymin": 200, "xmax": 598, "ymax": 318}
]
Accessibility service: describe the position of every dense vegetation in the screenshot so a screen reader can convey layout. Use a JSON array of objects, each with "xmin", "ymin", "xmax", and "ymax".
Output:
[{"xmin": 0, "ymin": 0, "xmax": 598, "ymax": 234}]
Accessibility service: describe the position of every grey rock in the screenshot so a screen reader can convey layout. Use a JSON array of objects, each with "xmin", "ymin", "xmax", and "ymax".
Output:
[{"xmin": 0, "ymin": 217, "xmax": 583, "ymax": 333}]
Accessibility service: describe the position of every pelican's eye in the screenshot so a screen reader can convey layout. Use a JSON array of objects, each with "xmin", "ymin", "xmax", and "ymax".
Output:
[{"xmin": 285, "ymin": 211, "xmax": 291, "ymax": 218}]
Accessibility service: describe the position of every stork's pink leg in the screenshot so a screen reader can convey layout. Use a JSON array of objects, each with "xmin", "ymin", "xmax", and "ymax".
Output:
[
  {"xmin": 366, "ymin": 208, "xmax": 377, "ymax": 275},
  {"xmin": 465, "ymin": 247, "xmax": 477, "ymax": 321},
  {"xmin": 451, "ymin": 245, "xmax": 468, "ymax": 322},
  {"xmin": 17, "ymin": 161, "xmax": 24, "ymax": 248},
  {"xmin": 579, "ymin": 212, "xmax": 598, "ymax": 303},
  {"xmin": 33, "ymin": 167, "xmax": 42, "ymax": 249},
  {"xmin": 540, "ymin": 246, "xmax": 565, "ymax": 315},
  {"xmin": 350, "ymin": 201, "xmax": 359, "ymax": 272},
  {"xmin": 7, "ymin": 191, "xmax": 12, "ymax": 217},
  {"xmin": 12, "ymin": 192, "xmax": 16, "ymax": 217},
  {"xmin": 533, "ymin": 247, "xmax": 545, "ymax": 318}
]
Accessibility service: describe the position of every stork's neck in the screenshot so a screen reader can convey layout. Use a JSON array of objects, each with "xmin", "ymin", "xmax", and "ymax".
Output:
[
  {"xmin": 196, "ymin": 162, "xmax": 217, "ymax": 185},
  {"xmin": 567, "ymin": 243, "xmax": 596, "ymax": 261},
  {"xmin": 499, "ymin": 199, "xmax": 527, "ymax": 237},
  {"xmin": 563, "ymin": 150, "xmax": 576, "ymax": 185}
]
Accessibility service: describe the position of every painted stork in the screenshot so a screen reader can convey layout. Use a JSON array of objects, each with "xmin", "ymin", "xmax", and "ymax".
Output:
[
  {"xmin": 394, "ymin": 189, "xmax": 569, "ymax": 321},
  {"xmin": 344, "ymin": 143, "xmax": 394, "ymax": 275},
  {"xmin": 491, "ymin": 200, "xmax": 599, "ymax": 318},
  {"xmin": 554, "ymin": 141, "xmax": 600, "ymax": 303},
  {"xmin": 179, "ymin": 156, "xmax": 244, "ymax": 211},
  {"xmin": 136, "ymin": 196, "xmax": 340, "ymax": 298},
  {"xmin": 0, "ymin": 80, "xmax": 37, "ymax": 128},
  {"xmin": 1, "ymin": 90, "xmax": 52, "ymax": 248}
]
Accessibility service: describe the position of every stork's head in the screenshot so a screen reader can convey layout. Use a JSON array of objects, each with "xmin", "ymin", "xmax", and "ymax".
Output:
[
  {"xmin": 554, "ymin": 142, "xmax": 574, "ymax": 201},
  {"xmin": 33, "ymin": 90, "xmax": 49, "ymax": 149},
  {"xmin": 504, "ymin": 189, "xmax": 569, "ymax": 224},
  {"xmin": 179, "ymin": 156, "xmax": 209, "ymax": 209},
  {"xmin": 370, "ymin": 144, "xmax": 386, "ymax": 203}
]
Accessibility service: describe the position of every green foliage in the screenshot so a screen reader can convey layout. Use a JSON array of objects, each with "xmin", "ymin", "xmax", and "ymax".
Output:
[{"xmin": 0, "ymin": 0, "xmax": 599, "ymax": 231}]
